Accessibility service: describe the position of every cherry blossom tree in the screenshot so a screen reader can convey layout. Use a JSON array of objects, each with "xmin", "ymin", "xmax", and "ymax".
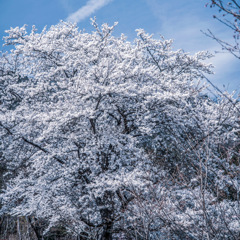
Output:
[{"xmin": 0, "ymin": 19, "xmax": 239, "ymax": 239}]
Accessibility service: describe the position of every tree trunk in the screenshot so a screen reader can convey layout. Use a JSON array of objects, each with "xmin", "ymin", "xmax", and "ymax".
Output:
[
  {"xmin": 96, "ymin": 191, "xmax": 114, "ymax": 240},
  {"xmin": 100, "ymin": 212, "xmax": 113, "ymax": 240}
]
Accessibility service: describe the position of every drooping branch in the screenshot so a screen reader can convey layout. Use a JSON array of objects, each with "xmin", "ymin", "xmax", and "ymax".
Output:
[{"xmin": 0, "ymin": 122, "xmax": 65, "ymax": 165}]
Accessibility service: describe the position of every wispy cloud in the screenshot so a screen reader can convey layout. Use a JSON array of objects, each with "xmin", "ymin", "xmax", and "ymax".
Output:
[{"xmin": 67, "ymin": 0, "xmax": 113, "ymax": 23}]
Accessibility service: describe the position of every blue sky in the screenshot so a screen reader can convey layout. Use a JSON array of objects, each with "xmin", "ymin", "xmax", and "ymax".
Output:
[{"xmin": 0, "ymin": 0, "xmax": 239, "ymax": 93}]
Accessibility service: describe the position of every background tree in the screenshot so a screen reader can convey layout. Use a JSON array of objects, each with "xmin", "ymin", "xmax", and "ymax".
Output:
[{"xmin": 206, "ymin": 0, "xmax": 240, "ymax": 59}]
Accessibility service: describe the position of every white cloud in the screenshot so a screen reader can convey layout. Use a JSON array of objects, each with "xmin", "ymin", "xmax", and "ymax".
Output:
[{"xmin": 67, "ymin": 0, "xmax": 113, "ymax": 23}]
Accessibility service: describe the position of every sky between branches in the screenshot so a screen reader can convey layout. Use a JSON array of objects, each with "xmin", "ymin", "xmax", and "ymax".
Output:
[{"xmin": 0, "ymin": 0, "xmax": 239, "ymax": 93}]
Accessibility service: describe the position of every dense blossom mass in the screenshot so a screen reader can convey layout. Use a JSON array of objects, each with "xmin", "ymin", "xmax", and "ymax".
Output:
[{"xmin": 0, "ymin": 20, "xmax": 239, "ymax": 239}]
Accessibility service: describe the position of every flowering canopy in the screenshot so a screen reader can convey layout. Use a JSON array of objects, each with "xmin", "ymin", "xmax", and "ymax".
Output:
[{"xmin": 0, "ymin": 20, "xmax": 239, "ymax": 239}]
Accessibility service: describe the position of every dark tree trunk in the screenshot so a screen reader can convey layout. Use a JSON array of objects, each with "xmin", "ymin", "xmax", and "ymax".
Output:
[
  {"xmin": 96, "ymin": 191, "xmax": 114, "ymax": 240},
  {"xmin": 28, "ymin": 217, "xmax": 42, "ymax": 240},
  {"xmin": 100, "ymin": 212, "xmax": 113, "ymax": 240}
]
